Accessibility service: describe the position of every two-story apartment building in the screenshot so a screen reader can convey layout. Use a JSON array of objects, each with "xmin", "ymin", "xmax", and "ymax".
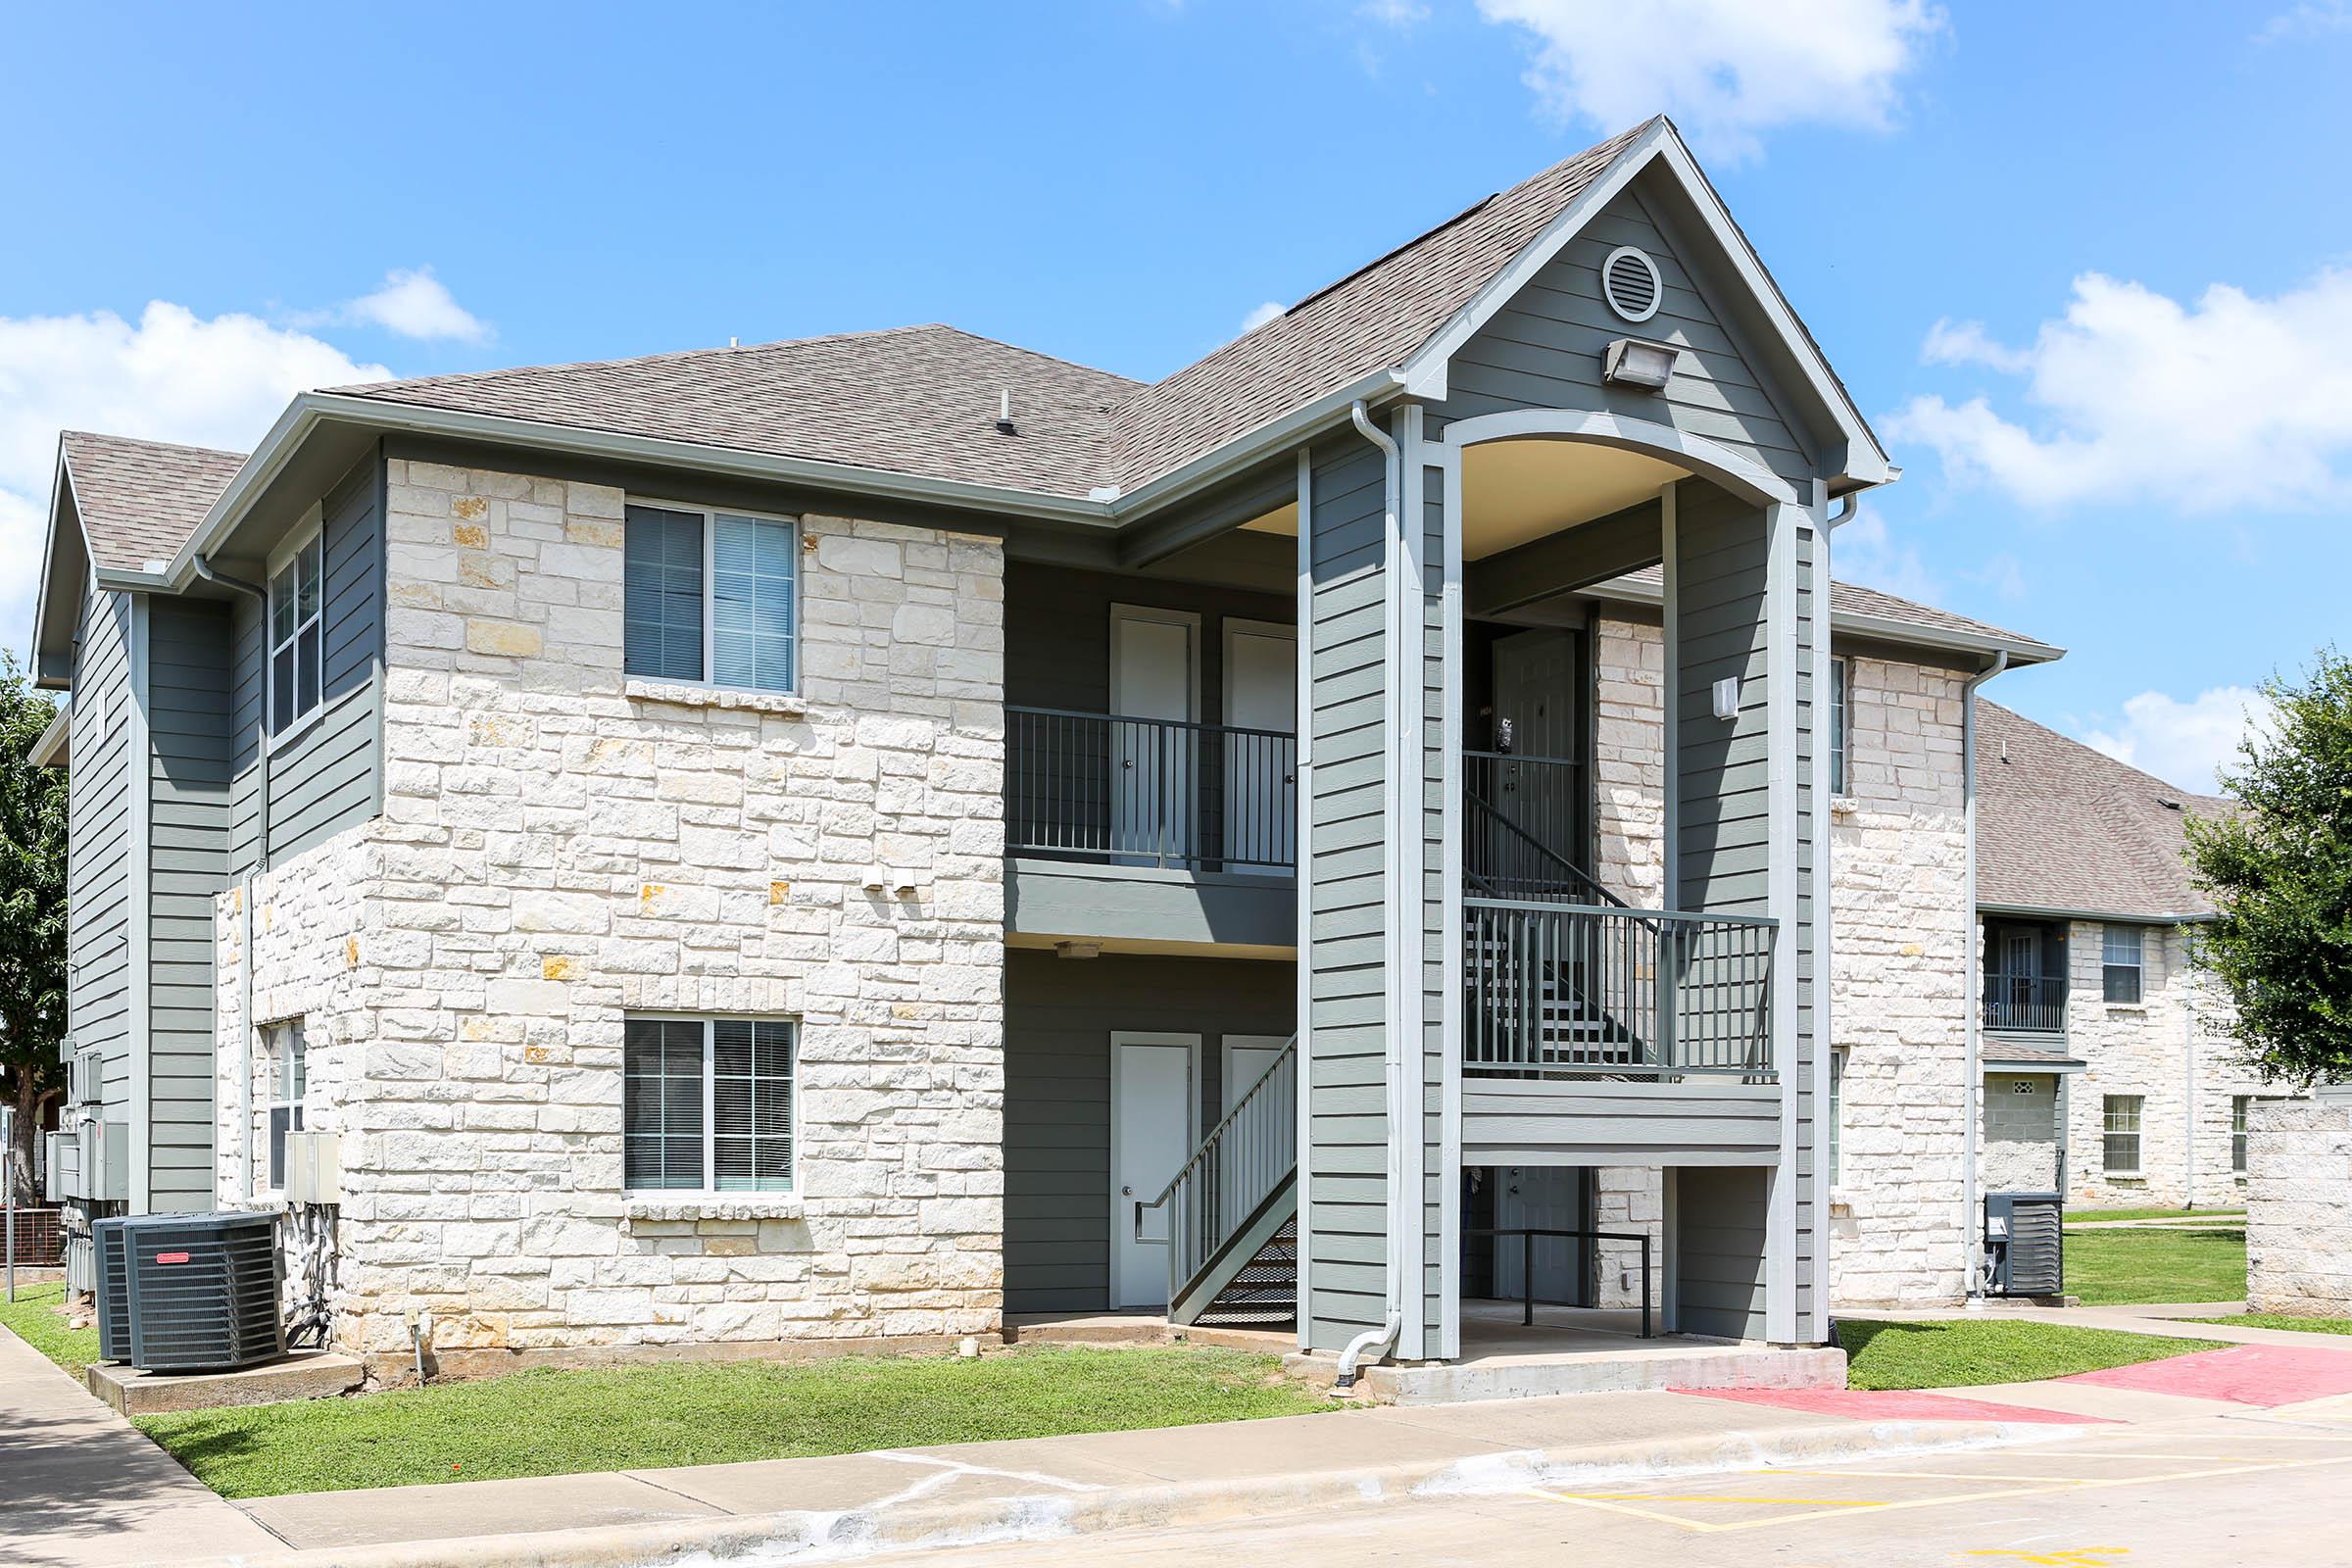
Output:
[
  {"xmin": 1974, "ymin": 702, "xmax": 2271, "ymax": 1209},
  {"xmin": 35, "ymin": 116, "xmax": 2005, "ymax": 1377}
]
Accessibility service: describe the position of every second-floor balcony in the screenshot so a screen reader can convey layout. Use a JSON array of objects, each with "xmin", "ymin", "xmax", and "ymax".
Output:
[
  {"xmin": 1983, "ymin": 971, "xmax": 2067, "ymax": 1034},
  {"xmin": 1006, "ymin": 707, "xmax": 1298, "ymax": 874}
]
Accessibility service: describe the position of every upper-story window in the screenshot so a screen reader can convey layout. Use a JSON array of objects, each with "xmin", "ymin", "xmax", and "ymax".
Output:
[
  {"xmin": 2102, "ymin": 924, "xmax": 2144, "ymax": 1004},
  {"xmin": 1829, "ymin": 656, "xmax": 1851, "ymax": 795},
  {"xmin": 268, "ymin": 528, "xmax": 324, "ymax": 737},
  {"xmin": 622, "ymin": 503, "xmax": 800, "ymax": 693}
]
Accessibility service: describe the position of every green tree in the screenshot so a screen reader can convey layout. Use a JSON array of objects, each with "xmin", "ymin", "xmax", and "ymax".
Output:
[
  {"xmin": 2184, "ymin": 649, "xmax": 2352, "ymax": 1085},
  {"xmin": 0, "ymin": 653, "xmax": 67, "ymax": 1202}
]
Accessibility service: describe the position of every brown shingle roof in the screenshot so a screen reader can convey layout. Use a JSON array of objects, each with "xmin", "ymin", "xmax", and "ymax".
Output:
[
  {"xmin": 332, "ymin": 324, "xmax": 1142, "ymax": 501},
  {"xmin": 1602, "ymin": 565, "xmax": 2059, "ymax": 661},
  {"xmin": 1976, "ymin": 701, "xmax": 2230, "ymax": 920},
  {"xmin": 1104, "ymin": 122, "xmax": 1653, "ymax": 488},
  {"xmin": 60, "ymin": 431, "xmax": 249, "ymax": 573},
  {"xmin": 329, "ymin": 122, "xmax": 1660, "ymax": 501}
]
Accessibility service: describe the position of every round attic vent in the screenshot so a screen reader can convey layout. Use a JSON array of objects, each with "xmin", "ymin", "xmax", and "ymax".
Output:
[{"xmin": 1601, "ymin": 246, "xmax": 1663, "ymax": 323}]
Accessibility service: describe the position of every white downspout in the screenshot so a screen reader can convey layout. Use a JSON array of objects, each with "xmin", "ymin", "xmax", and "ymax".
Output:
[
  {"xmin": 1962, "ymin": 649, "xmax": 2009, "ymax": 1298},
  {"xmin": 1337, "ymin": 398, "xmax": 1404, "ymax": 1389},
  {"xmin": 2182, "ymin": 973, "xmax": 2197, "ymax": 1210}
]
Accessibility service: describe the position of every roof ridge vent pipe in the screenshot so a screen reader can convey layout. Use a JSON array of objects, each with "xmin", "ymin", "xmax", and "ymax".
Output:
[
  {"xmin": 1962, "ymin": 649, "xmax": 2010, "ymax": 1299},
  {"xmin": 996, "ymin": 389, "xmax": 1017, "ymax": 436},
  {"xmin": 1334, "ymin": 398, "xmax": 1405, "ymax": 1392}
]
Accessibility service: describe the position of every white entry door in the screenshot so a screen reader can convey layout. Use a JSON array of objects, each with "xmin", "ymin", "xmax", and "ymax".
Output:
[
  {"xmin": 1112, "ymin": 1033, "xmax": 1200, "ymax": 1309},
  {"xmin": 1222, "ymin": 619, "xmax": 1297, "ymax": 872},
  {"xmin": 1110, "ymin": 608, "xmax": 1199, "ymax": 865},
  {"xmin": 1493, "ymin": 1165, "xmax": 1585, "ymax": 1305}
]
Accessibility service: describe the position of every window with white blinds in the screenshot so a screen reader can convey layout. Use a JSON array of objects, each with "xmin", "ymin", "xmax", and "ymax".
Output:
[
  {"xmin": 623, "ymin": 1016, "xmax": 796, "ymax": 1193},
  {"xmin": 622, "ymin": 503, "xmax": 800, "ymax": 692}
]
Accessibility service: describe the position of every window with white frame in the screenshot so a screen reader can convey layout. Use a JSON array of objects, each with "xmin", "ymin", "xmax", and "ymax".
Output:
[
  {"xmin": 1829, "ymin": 1046, "xmax": 1848, "ymax": 1186},
  {"xmin": 267, "ymin": 1020, "xmax": 307, "ymax": 1190},
  {"xmin": 2102, "ymin": 924, "xmax": 2144, "ymax": 1004},
  {"xmin": 2232, "ymin": 1095, "xmax": 2250, "ymax": 1175},
  {"xmin": 1829, "ymin": 656, "xmax": 1851, "ymax": 796},
  {"xmin": 2102, "ymin": 1094, "xmax": 2143, "ymax": 1175},
  {"xmin": 268, "ymin": 529, "xmax": 324, "ymax": 737},
  {"xmin": 623, "ymin": 1017, "xmax": 796, "ymax": 1193},
  {"xmin": 622, "ymin": 503, "xmax": 800, "ymax": 692}
]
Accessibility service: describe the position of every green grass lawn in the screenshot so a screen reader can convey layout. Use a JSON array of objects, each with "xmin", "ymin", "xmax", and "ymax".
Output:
[
  {"xmin": 0, "ymin": 1283, "xmax": 100, "ymax": 1380},
  {"xmin": 1837, "ymin": 1318, "xmax": 2227, "ymax": 1392},
  {"xmin": 2071, "ymin": 1205, "xmax": 2246, "ymax": 1224},
  {"xmin": 136, "ymin": 1344, "xmax": 1340, "ymax": 1499},
  {"xmin": 2064, "ymin": 1225, "xmax": 2247, "ymax": 1305},
  {"xmin": 2180, "ymin": 1313, "xmax": 2352, "ymax": 1336}
]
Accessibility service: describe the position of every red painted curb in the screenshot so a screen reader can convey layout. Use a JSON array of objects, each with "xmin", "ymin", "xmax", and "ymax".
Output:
[{"xmin": 1670, "ymin": 1386, "xmax": 2111, "ymax": 1424}]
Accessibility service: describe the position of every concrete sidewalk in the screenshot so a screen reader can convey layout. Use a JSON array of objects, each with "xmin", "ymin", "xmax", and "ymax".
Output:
[
  {"xmin": 0, "ymin": 1321, "xmax": 281, "ymax": 1568},
  {"xmin": 1860, "ymin": 1298, "xmax": 2352, "ymax": 1350},
  {"xmin": 179, "ymin": 1389, "xmax": 2089, "ymax": 1568}
]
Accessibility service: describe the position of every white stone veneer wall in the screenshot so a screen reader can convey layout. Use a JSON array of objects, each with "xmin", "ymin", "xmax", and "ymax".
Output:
[
  {"xmin": 221, "ymin": 457, "xmax": 1008, "ymax": 1363},
  {"xmin": 2245, "ymin": 1100, "xmax": 2352, "ymax": 1314},
  {"xmin": 1824, "ymin": 656, "xmax": 1972, "ymax": 1307},
  {"xmin": 2058, "ymin": 921, "xmax": 2269, "ymax": 1207}
]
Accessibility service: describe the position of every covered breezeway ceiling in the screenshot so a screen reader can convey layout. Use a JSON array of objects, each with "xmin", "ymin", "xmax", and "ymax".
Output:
[{"xmin": 1236, "ymin": 438, "xmax": 1686, "ymax": 563}]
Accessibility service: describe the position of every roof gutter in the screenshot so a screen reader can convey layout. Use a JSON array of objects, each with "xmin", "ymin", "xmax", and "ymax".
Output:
[
  {"xmin": 1977, "ymin": 902, "xmax": 2218, "ymax": 925},
  {"xmin": 1106, "ymin": 368, "xmax": 1412, "ymax": 521}
]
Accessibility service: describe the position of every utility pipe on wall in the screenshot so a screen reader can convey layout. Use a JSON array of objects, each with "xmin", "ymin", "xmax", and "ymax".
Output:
[
  {"xmin": 1336, "ymin": 398, "xmax": 1404, "ymax": 1389},
  {"xmin": 1961, "ymin": 649, "xmax": 2010, "ymax": 1297}
]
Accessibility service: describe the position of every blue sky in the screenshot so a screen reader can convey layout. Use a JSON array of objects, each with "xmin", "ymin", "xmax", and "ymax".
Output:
[{"xmin": 3, "ymin": 0, "xmax": 2347, "ymax": 791}]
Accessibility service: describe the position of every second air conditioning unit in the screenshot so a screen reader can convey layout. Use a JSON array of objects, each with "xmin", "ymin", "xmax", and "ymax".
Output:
[
  {"xmin": 122, "ymin": 1212, "xmax": 285, "ymax": 1373},
  {"xmin": 1984, "ymin": 1191, "xmax": 2065, "ymax": 1298}
]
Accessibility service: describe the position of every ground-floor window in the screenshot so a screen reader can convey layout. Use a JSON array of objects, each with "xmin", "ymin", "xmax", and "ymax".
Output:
[
  {"xmin": 623, "ymin": 1016, "xmax": 797, "ymax": 1193},
  {"xmin": 1828, "ymin": 1047, "xmax": 1847, "ymax": 1186},
  {"xmin": 267, "ymin": 1020, "xmax": 307, "ymax": 1191},
  {"xmin": 2102, "ymin": 1094, "xmax": 2143, "ymax": 1176}
]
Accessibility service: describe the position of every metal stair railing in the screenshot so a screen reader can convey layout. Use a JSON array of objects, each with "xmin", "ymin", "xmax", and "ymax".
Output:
[
  {"xmin": 1134, "ymin": 1036, "xmax": 1297, "ymax": 1314},
  {"xmin": 1464, "ymin": 784, "xmax": 1626, "ymax": 908}
]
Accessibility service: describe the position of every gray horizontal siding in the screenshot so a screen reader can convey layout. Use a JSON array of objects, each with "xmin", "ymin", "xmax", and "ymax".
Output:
[
  {"xmin": 1003, "ymin": 562, "xmax": 1293, "ymax": 718},
  {"xmin": 1003, "ymin": 951, "xmax": 1295, "ymax": 1315},
  {"xmin": 1432, "ymin": 184, "xmax": 1816, "ymax": 490},
  {"xmin": 1005, "ymin": 861, "xmax": 1294, "ymax": 950},
  {"xmin": 1675, "ymin": 1165, "xmax": 1769, "ymax": 1340},
  {"xmin": 1675, "ymin": 482, "xmax": 1770, "ymax": 917},
  {"xmin": 67, "ymin": 586, "xmax": 136, "ymax": 1117},
  {"xmin": 229, "ymin": 451, "xmax": 384, "ymax": 874},
  {"xmin": 146, "ymin": 597, "xmax": 235, "ymax": 1213},
  {"xmin": 1304, "ymin": 436, "xmax": 1391, "ymax": 1350},
  {"xmin": 1461, "ymin": 1078, "xmax": 1784, "ymax": 1166}
]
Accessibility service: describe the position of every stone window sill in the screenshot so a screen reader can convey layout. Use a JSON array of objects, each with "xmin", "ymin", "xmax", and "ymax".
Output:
[
  {"xmin": 1829, "ymin": 795, "xmax": 1861, "ymax": 818},
  {"xmin": 623, "ymin": 677, "xmax": 807, "ymax": 717},
  {"xmin": 623, "ymin": 1195, "xmax": 804, "ymax": 1222}
]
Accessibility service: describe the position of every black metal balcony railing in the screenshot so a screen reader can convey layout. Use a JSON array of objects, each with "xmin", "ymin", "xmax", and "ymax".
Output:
[
  {"xmin": 1983, "ymin": 971, "xmax": 2067, "ymax": 1033},
  {"xmin": 1464, "ymin": 751, "xmax": 1596, "ymax": 902},
  {"xmin": 1465, "ymin": 898, "xmax": 1777, "ymax": 1079},
  {"xmin": 1005, "ymin": 707, "xmax": 1297, "ymax": 873}
]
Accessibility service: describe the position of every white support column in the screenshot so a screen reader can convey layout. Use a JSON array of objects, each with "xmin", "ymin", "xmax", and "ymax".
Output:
[
  {"xmin": 1437, "ymin": 434, "xmax": 1465, "ymax": 1362},
  {"xmin": 1393, "ymin": 405, "xmax": 1430, "ymax": 1361},
  {"xmin": 1763, "ymin": 499, "xmax": 1801, "ymax": 1345},
  {"xmin": 1804, "ymin": 496, "xmax": 1835, "ymax": 1341}
]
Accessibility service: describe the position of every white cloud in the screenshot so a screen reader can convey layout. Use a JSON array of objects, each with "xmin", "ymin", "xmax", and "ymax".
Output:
[
  {"xmin": 2080, "ymin": 686, "xmax": 2272, "ymax": 796},
  {"xmin": 2257, "ymin": 1, "xmax": 2352, "ymax": 42},
  {"xmin": 308, "ymin": 267, "xmax": 489, "ymax": 343},
  {"xmin": 1474, "ymin": 0, "xmax": 1944, "ymax": 164},
  {"xmin": 0, "ymin": 301, "xmax": 390, "ymax": 654},
  {"xmin": 1238, "ymin": 300, "xmax": 1285, "ymax": 336},
  {"xmin": 1886, "ymin": 268, "xmax": 2352, "ymax": 512},
  {"xmin": 1830, "ymin": 511, "xmax": 2026, "ymax": 610}
]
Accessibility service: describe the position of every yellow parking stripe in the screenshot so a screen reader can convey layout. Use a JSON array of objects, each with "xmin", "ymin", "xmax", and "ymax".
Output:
[{"xmin": 1530, "ymin": 1448, "xmax": 2352, "ymax": 1536}]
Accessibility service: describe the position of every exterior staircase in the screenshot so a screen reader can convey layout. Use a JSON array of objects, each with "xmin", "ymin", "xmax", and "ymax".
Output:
[{"xmin": 1147, "ymin": 781, "xmax": 1636, "ymax": 1326}]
